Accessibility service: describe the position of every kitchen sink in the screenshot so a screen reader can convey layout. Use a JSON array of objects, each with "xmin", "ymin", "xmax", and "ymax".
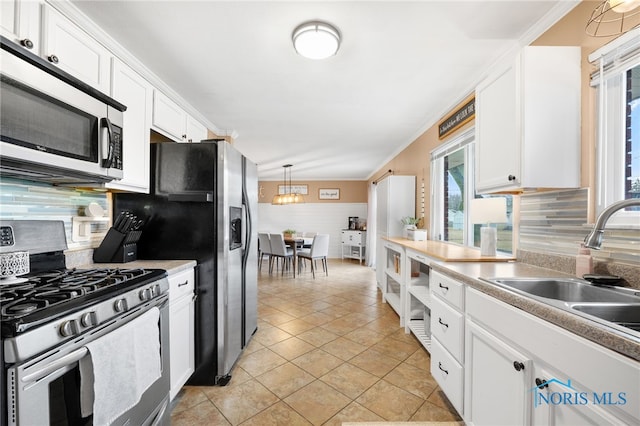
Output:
[
  {"xmin": 481, "ymin": 276, "xmax": 640, "ymax": 339},
  {"xmin": 570, "ymin": 304, "xmax": 640, "ymax": 330},
  {"xmin": 488, "ymin": 277, "xmax": 640, "ymax": 303}
]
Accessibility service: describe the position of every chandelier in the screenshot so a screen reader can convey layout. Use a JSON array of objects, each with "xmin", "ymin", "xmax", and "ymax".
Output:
[
  {"xmin": 272, "ymin": 164, "xmax": 305, "ymax": 205},
  {"xmin": 586, "ymin": 0, "xmax": 640, "ymax": 37}
]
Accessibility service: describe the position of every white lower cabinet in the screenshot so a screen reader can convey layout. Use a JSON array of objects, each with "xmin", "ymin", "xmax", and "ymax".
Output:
[
  {"xmin": 431, "ymin": 337, "xmax": 464, "ymax": 414},
  {"xmin": 168, "ymin": 268, "xmax": 195, "ymax": 400},
  {"xmin": 464, "ymin": 318, "xmax": 532, "ymax": 425},
  {"xmin": 382, "ymin": 241, "xmax": 405, "ymax": 325}
]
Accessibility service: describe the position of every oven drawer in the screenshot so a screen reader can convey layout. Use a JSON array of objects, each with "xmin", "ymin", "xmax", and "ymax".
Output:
[{"xmin": 169, "ymin": 268, "xmax": 195, "ymax": 303}]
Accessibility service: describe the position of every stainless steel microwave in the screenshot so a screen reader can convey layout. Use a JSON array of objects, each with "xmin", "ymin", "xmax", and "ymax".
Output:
[{"xmin": 0, "ymin": 37, "xmax": 126, "ymax": 184}]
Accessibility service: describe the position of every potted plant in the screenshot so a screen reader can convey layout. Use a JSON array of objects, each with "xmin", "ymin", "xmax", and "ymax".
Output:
[
  {"xmin": 283, "ymin": 229, "xmax": 296, "ymax": 238},
  {"xmin": 401, "ymin": 216, "xmax": 419, "ymax": 230}
]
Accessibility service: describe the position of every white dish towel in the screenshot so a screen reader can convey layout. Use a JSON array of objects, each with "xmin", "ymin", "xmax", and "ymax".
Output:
[{"xmin": 79, "ymin": 307, "xmax": 161, "ymax": 426}]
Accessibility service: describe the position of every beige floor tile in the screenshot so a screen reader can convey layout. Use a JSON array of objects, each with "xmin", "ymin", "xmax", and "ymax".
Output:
[
  {"xmin": 239, "ymin": 401, "xmax": 312, "ymax": 426},
  {"xmin": 349, "ymin": 349, "xmax": 401, "ymax": 378},
  {"xmin": 277, "ymin": 318, "xmax": 317, "ymax": 335},
  {"xmin": 323, "ymin": 401, "xmax": 386, "ymax": 426},
  {"xmin": 170, "ymin": 386, "xmax": 208, "ymax": 414},
  {"xmin": 237, "ymin": 347, "xmax": 288, "ymax": 377},
  {"xmin": 261, "ymin": 310, "xmax": 297, "ymax": 326},
  {"xmin": 301, "ymin": 300, "xmax": 334, "ymax": 311},
  {"xmin": 384, "ymin": 362, "xmax": 438, "ymax": 399},
  {"xmin": 269, "ymin": 336, "xmax": 316, "ymax": 360},
  {"xmin": 284, "ymin": 380, "xmax": 351, "ymax": 425},
  {"xmin": 228, "ymin": 366, "xmax": 253, "ymax": 385},
  {"xmin": 298, "ymin": 311, "xmax": 334, "ymax": 326},
  {"xmin": 410, "ymin": 400, "xmax": 464, "ymax": 422},
  {"xmin": 252, "ymin": 325, "xmax": 294, "ymax": 347},
  {"xmin": 296, "ymin": 326, "xmax": 340, "ymax": 347},
  {"xmin": 342, "ymin": 327, "xmax": 387, "ymax": 347},
  {"xmin": 405, "ymin": 347, "xmax": 431, "ymax": 372},
  {"xmin": 355, "ymin": 379, "xmax": 424, "ymax": 421},
  {"xmin": 320, "ymin": 337, "xmax": 368, "ymax": 361},
  {"xmin": 170, "ymin": 400, "xmax": 230, "ymax": 426},
  {"xmin": 319, "ymin": 362, "xmax": 379, "ymax": 399},
  {"xmin": 427, "ymin": 388, "xmax": 459, "ymax": 412},
  {"xmin": 204, "ymin": 379, "xmax": 279, "ymax": 424},
  {"xmin": 291, "ymin": 348, "xmax": 344, "ymax": 377},
  {"xmin": 370, "ymin": 336, "xmax": 420, "ymax": 361},
  {"xmin": 255, "ymin": 362, "xmax": 316, "ymax": 399},
  {"xmin": 243, "ymin": 338, "xmax": 266, "ymax": 356}
]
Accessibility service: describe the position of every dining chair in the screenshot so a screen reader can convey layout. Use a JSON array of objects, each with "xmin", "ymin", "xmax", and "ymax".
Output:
[
  {"xmin": 302, "ymin": 231, "xmax": 317, "ymax": 248},
  {"xmin": 257, "ymin": 233, "xmax": 272, "ymax": 271},
  {"xmin": 269, "ymin": 233, "xmax": 295, "ymax": 277},
  {"xmin": 297, "ymin": 234, "xmax": 329, "ymax": 278}
]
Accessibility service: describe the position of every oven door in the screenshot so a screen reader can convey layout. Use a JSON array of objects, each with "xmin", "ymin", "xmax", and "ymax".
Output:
[
  {"xmin": 6, "ymin": 297, "xmax": 169, "ymax": 426},
  {"xmin": 0, "ymin": 45, "xmax": 123, "ymax": 183}
]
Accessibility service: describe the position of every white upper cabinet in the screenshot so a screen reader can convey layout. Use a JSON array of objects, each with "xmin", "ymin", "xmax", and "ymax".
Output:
[
  {"xmin": 107, "ymin": 59, "xmax": 152, "ymax": 193},
  {"xmin": 475, "ymin": 46, "xmax": 581, "ymax": 193},
  {"xmin": 41, "ymin": 4, "xmax": 111, "ymax": 94},
  {"xmin": 153, "ymin": 90, "xmax": 208, "ymax": 143},
  {"xmin": 1, "ymin": 0, "xmax": 40, "ymax": 53}
]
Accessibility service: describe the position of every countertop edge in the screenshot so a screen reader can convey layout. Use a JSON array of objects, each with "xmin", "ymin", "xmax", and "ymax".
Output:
[
  {"xmin": 430, "ymin": 262, "xmax": 640, "ymax": 362},
  {"xmin": 383, "ymin": 236, "xmax": 516, "ymax": 262}
]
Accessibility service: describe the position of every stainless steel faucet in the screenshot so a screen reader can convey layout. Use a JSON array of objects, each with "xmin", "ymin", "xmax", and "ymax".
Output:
[{"xmin": 584, "ymin": 199, "xmax": 640, "ymax": 249}]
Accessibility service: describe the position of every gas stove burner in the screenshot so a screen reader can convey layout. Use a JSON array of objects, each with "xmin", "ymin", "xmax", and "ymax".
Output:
[{"xmin": 3, "ymin": 299, "xmax": 48, "ymax": 316}]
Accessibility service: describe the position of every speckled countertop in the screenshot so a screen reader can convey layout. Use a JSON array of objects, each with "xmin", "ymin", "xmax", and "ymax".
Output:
[
  {"xmin": 78, "ymin": 259, "xmax": 197, "ymax": 276},
  {"xmin": 430, "ymin": 261, "xmax": 640, "ymax": 362}
]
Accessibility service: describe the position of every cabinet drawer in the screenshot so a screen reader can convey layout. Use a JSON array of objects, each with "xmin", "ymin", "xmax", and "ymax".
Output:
[
  {"xmin": 169, "ymin": 268, "xmax": 194, "ymax": 303},
  {"xmin": 431, "ymin": 295, "xmax": 464, "ymax": 362},
  {"xmin": 431, "ymin": 337, "xmax": 464, "ymax": 415},
  {"xmin": 431, "ymin": 271, "xmax": 464, "ymax": 310}
]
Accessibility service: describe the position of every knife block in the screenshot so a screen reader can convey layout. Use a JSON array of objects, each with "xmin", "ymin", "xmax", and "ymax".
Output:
[{"xmin": 93, "ymin": 228, "xmax": 142, "ymax": 263}]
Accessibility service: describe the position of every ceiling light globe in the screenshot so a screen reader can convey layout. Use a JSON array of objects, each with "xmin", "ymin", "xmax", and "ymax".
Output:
[{"xmin": 293, "ymin": 21, "xmax": 340, "ymax": 60}]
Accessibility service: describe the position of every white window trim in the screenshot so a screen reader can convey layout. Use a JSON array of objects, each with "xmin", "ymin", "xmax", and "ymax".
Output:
[
  {"xmin": 430, "ymin": 127, "xmax": 475, "ymax": 244},
  {"xmin": 591, "ymin": 28, "xmax": 640, "ymax": 227}
]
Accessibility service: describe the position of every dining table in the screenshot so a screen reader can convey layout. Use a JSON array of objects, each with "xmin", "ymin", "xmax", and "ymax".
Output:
[{"xmin": 283, "ymin": 237, "xmax": 313, "ymax": 275}]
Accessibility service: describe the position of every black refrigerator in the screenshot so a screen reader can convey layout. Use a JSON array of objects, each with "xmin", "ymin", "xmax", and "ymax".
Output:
[{"xmin": 114, "ymin": 140, "xmax": 258, "ymax": 385}]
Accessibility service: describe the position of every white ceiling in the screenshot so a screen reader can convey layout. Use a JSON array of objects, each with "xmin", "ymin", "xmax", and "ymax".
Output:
[{"xmin": 69, "ymin": 0, "xmax": 578, "ymax": 181}]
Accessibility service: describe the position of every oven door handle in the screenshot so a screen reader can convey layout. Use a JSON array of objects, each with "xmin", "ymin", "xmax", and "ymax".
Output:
[{"xmin": 21, "ymin": 347, "xmax": 88, "ymax": 384}]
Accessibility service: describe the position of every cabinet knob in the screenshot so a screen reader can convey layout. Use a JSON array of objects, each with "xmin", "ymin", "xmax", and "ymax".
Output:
[
  {"xmin": 182, "ymin": 134, "xmax": 187, "ymax": 139},
  {"xmin": 535, "ymin": 378, "xmax": 549, "ymax": 389},
  {"xmin": 48, "ymin": 54, "xmax": 59, "ymax": 64},
  {"xmin": 513, "ymin": 361, "xmax": 525, "ymax": 371},
  {"xmin": 20, "ymin": 38, "xmax": 34, "ymax": 49},
  {"xmin": 508, "ymin": 174, "xmax": 517, "ymax": 181}
]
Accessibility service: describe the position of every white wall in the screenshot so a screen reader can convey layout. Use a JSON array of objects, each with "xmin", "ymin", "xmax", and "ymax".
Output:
[{"xmin": 257, "ymin": 203, "xmax": 368, "ymax": 258}]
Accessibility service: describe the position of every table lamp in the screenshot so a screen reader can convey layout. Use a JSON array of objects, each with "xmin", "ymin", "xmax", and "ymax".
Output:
[{"xmin": 470, "ymin": 198, "xmax": 507, "ymax": 256}]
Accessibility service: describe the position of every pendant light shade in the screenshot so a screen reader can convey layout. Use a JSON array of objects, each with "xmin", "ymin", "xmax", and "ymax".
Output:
[
  {"xmin": 292, "ymin": 21, "xmax": 341, "ymax": 60},
  {"xmin": 586, "ymin": 0, "xmax": 640, "ymax": 36},
  {"xmin": 272, "ymin": 164, "xmax": 305, "ymax": 205}
]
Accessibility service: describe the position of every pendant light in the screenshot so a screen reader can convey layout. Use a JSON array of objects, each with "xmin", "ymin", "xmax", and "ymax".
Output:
[
  {"xmin": 272, "ymin": 164, "xmax": 305, "ymax": 205},
  {"xmin": 586, "ymin": 0, "xmax": 640, "ymax": 36}
]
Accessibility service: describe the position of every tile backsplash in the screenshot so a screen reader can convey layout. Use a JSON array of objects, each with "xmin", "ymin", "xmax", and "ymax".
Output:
[{"xmin": 0, "ymin": 177, "xmax": 109, "ymax": 250}]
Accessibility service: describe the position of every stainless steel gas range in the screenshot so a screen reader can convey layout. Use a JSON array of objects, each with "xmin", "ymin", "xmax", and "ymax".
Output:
[{"xmin": 0, "ymin": 220, "xmax": 170, "ymax": 426}]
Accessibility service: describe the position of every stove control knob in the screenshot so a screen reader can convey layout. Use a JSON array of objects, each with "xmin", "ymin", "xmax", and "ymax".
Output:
[
  {"xmin": 139, "ymin": 288, "xmax": 151, "ymax": 301},
  {"xmin": 59, "ymin": 320, "xmax": 79, "ymax": 337},
  {"xmin": 114, "ymin": 298, "xmax": 128, "ymax": 312},
  {"xmin": 81, "ymin": 312, "xmax": 97, "ymax": 327},
  {"xmin": 153, "ymin": 284, "xmax": 161, "ymax": 296}
]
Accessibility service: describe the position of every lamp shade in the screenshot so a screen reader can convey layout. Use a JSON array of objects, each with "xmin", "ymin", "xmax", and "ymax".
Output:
[
  {"xmin": 292, "ymin": 21, "xmax": 340, "ymax": 60},
  {"xmin": 470, "ymin": 198, "xmax": 507, "ymax": 224}
]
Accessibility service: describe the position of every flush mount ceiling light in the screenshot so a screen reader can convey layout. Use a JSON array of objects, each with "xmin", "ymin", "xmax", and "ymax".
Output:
[
  {"xmin": 586, "ymin": 0, "xmax": 640, "ymax": 36},
  {"xmin": 292, "ymin": 21, "xmax": 341, "ymax": 60}
]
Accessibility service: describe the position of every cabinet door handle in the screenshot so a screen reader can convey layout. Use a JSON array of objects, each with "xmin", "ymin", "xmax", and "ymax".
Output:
[
  {"xmin": 438, "ymin": 283, "xmax": 449, "ymax": 291},
  {"xmin": 513, "ymin": 361, "xmax": 525, "ymax": 371},
  {"xmin": 438, "ymin": 362, "xmax": 449, "ymax": 375},
  {"xmin": 508, "ymin": 174, "xmax": 517, "ymax": 181},
  {"xmin": 177, "ymin": 280, "xmax": 189, "ymax": 287},
  {"xmin": 48, "ymin": 54, "xmax": 59, "ymax": 64},
  {"xmin": 20, "ymin": 38, "xmax": 34, "ymax": 49},
  {"xmin": 535, "ymin": 378, "xmax": 549, "ymax": 389},
  {"xmin": 438, "ymin": 317, "xmax": 449, "ymax": 328}
]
